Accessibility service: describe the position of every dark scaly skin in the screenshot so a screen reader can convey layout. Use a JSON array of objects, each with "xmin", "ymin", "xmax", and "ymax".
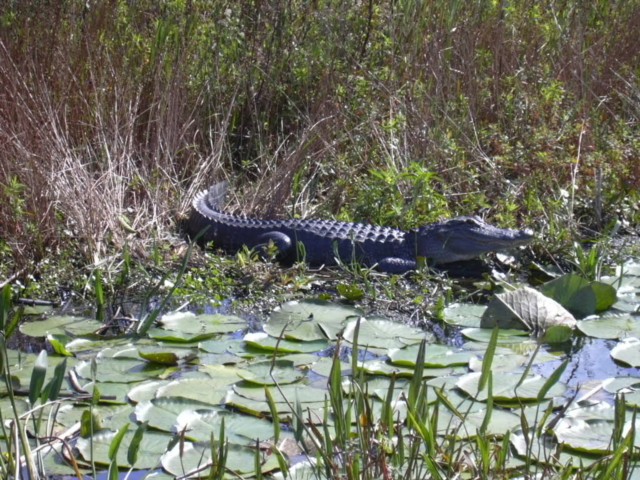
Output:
[{"xmin": 186, "ymin": 183, "xmax": 534, "ymax": 273}]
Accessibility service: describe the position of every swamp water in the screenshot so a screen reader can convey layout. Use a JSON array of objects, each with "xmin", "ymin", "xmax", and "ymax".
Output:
[{"xmin": 4, "ymin": 260, "xmax": 640, "ymax": 478}]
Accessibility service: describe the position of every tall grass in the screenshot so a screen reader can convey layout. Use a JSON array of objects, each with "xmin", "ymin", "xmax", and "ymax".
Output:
[{"xmin": 0, "ymin": 1, "xmax": 638, "ymax": 269}]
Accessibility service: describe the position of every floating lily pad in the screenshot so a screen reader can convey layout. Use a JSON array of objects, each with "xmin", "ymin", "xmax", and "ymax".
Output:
[
  {"xmin": 135, "ymin": 397, "xmax": 222, "ymax": 433},
  {"xmin": 176, "ymin": 407, "xmax": 280, "ymax": 444},
  {"xmin": 159, "ymin": 311, "xmax": 247, "ymax": 334},
  {"xmin": 388, "ymin": 344, "xmax": 472, "ymax": 368},
  {"xmin": 161, "ymin": 440, "xmax": 279, "ymax": 477},
  {"xmin": 610, "ymin": 337, "xmax": 640, "ymax": 367},
  {"xmin": 456, "ymin": 372, "xmax": 566, "ymax": 403},
  {"xmin": 138, "ymin": 346, "xmax": 198, "ymax": 365},
  {"xmin": 460, "ymin": 328, "xmax": 530, "ymax": 344},
  {"xmin": 442, "ymin": 303, "xmax": 486, "ymax": 328},
  {"xmin": 236, "ymin": 359, "xmax": 304, "ymax": 386},
  {"xmin": 342, "ymin": 318, "xmax": 428, "ymax": 349},
  {"xmin": 156, "ymin": 376, "xmax": 238, "ymax": 404},
  {"xmin": 243, "ymin": 332, "xmax": 329, "ymax": 353},
  {"xmin": 266, "ymin": 300, "xmax": 362, "ymax": 341},
  {"xmin": 75, "ymin": 358, "xmax": 169, "ymax": 384},
  {"xmin": 577, "ymin": 313, "xmax": 640, "ymax": 339},
  {"xmin": 20, "ymin": 316, "xmax": 103, "ymax": 338},
  {"xmin": 76, "ymin": 429, "xmax": 172, "ymax": 469}
]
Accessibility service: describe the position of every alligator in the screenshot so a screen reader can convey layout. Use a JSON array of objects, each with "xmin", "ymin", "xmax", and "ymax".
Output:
[{"xmin": 186, "ymin": 183, "xmax": 534, "ymax": 274}]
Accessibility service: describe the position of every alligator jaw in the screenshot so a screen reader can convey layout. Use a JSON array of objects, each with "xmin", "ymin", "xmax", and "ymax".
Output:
[{"xmin": 417, "ymin": 216, "xmax": 534, "ymax": 264}]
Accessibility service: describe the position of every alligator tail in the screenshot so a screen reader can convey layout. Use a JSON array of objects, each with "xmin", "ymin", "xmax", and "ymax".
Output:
[{"xmin": 207, "ymin": 181, "xmax": 229, "ymax": 209}]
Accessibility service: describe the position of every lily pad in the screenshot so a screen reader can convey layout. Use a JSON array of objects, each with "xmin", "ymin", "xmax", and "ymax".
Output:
[
  {"xmin": 159, "ymin": 311, "xmax": 247, "ymax": 334},
  {"xmin": 20, "ymin": 316, "xmax": 103, "ymax": 338},
  {"xmin": 161, "ymin": 440, "xmax": 279, "ymax": 477},
  {"xmin": 342, "ymin": 318, "xmax": 428, "ymax": 350},
  {"xmin": 244, "ymin": 332, "xmax": 329, "ymax": 353},
  {"xmin": 577, "ymin": 313, "xmax": 640, "ymax": 340},
  {"xmin": 236, "ymin": 359, "xmax": 304, "ymax": 386},
  {"xmin": 76, "ymin": 429, "xmax": 172, "ymax": 469},
  {"xmin": 176, "ymin": 408, "xmax": 279, "ymax": 444},
  {"xmin": 442, "ymin": 303, "xmax": 486, "ymax": 328},
  {"xmin": 610, "ymin": 337, "xmax": 640, "ymax": 367},
  {"xmin": 388, "ymin": 344, "xmax": 472, "ymax": 368},
  {"xmin": 265, "ymin": 300, "xmax": 362, "ymax": 341},
  {"xmin": 456, "ymin": 371, "xmax": 566, "ymax": 403}
]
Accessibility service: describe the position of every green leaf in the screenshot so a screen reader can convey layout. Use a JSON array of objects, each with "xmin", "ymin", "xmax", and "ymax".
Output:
[
  {"xmin": 42, "ymin": 357, "xmax": 68, "ymax": 402},
  {"xmin": 46, "ymin": 334, "xmax": 74, "ymax": 356},
  {"xmin": 127, "ymin": 422, "xmax": 147, "ymax": 466},
  {"xmin": 541, "ymin": 273, "xmax": 617, "ymax": 318},
  {"xmin": 29, "ymin": 350, "xmax": 48, "ymax": 405},
  {"xmin": 108, "ymin": 423, "xmax": 130, "ymax": 461},
  {"xmin": 20, "ymin": 316, "xmax": 103, "ymax": 338},
  {"xmin": 610, "ymin": 338, "xmax": 640, "ymax": 367},
  {"xmin": 336, "ymin": 283, "xmax": 365, "ymax": 301}
]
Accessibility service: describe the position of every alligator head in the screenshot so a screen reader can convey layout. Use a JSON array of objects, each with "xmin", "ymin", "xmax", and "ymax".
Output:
[{"xmin": 415, "ymin": 216, "xmax": 534, "ymax": 264}]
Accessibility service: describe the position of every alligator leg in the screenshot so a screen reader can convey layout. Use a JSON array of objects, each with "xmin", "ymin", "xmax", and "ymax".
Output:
[
  {"xmin": 376, "ymin": 257, "xmax": 418, "ymax": 274},
  {"xmin": 256, "ymin": 231, "xmax": 294, "ymax": 261}
]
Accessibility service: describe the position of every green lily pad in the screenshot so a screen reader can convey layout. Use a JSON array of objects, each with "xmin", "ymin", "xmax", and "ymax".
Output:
[
  {"xmin": 243, "ymin": 332, "xmax": 329, "ymax": 353},
  {"xmin": 236, "ymin": 359, "xmax": 304, "ymax": 386},
  {"xmin": 20, "ymin": 316, "xmax": 103, "ymax": 338},
  {"xmin": 442, "ymin": 303, "xmax": 486, "ymax": 328},
  {"xmin": 161, "ymin": 440, "xmax": 280, "ymax": 477},
  {"xmin": 577, "ymin": 313, "xmax": 640, "ymax": 339},
  {"xmin": 156, "ymin": 376, "xmax": 238, "ymax": 404},
  {"xmin": 342, "ymin": 318, "xmax": 428, "ymax": 349},
  {"xmin": 138, "ymin": 346, "xmax": 198, "ymax": 365},
  {"xmin": 135, "ymin": 396, "xmax": 220, "ymax": 433},
  {"xmin": 389, "ymin": 344, "xmax": 472, "ymax": 367},
  {"xmin": 265, "ymin": 300, "xmax": 362, "ymax": 341},
  {"xmin": 75, "ymin": 357, "xmax": 169, "ymax": 384},
  {"xmin": 456, "ymin": 371, "xmax": 566, "ymax": 403},
  {"xmin": 610, "ymin": 337, "xmax": 640, "ymax": 367},
  {"xmin": 76, "ymin": 429, "xmax": 172, "ymax": 469},
  {"xmin": 159, "ymin": 311, "xmax": 247, "ymax": 335},
  {"xmin": 176, "ymin": 407, "xmax": 280, "ymax": 444}
]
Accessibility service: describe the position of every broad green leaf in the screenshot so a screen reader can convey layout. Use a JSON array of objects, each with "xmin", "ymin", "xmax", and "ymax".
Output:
[
  {"xmin": 46, "ymin": 334, "xmax": 74, "ymax": 356},
  {"xmin": 442, "ymin": 303, "xmax": 486, "ymax": 328},
  {"xmin": 577, "ymin": 314, "xmax": 640, "ymax": 339},
  {"xmin": 20, "ymin": 316, "xmax": 102, "ymax": 338},
  {"xmin": 456, "ymin": 372, "xmax": 566, "ymax": 402},
  {"xmin": 29, "ymin": 350, "xmax": 48, "ymax": 404},
  {"xmin": 243, "ymin": 332, "xmax": 329, "ymax": 353},
  {"xmin": 159, "ymin": 311, "xmax": 246, "ymax": 335},
  {"xmin": 265, "ymin": 300, "xmax": 362, "ymax": 341},
  {"xmin": 460, "ymin": 328, "xmax": 530, "ymax": 344},
  {"xmin": 388, "ymin": 344, "xmax": 472, "ymax": 367},
  {"xmin": 175, "ymin": 408, "xmax": 279, "ymax": 444},
  {"xmin": 161, "ymin": 440, "xmax": 279, "ymax": 477},
  {"xmin": 342, "ymin": 318, "xmax": 428, "ymax": 349},
  {"xmin": 75, "ymin": 358, "xmax": 168, "ymax": 384},
  {"xmin": 135, "ymin": 397, "xmax": 220, "ymax": 433},
  {"xmin": 76, "ymin": 430, "xmax": 171, "ymax": 469},
  {"xmin": 541, "ymin": 273, "xmax": 617, "ymax": 318},
  {"xmin": 610, "ymin": 337, "xmax": 640, "ymax": 367},
  {"xmin": 236, "ymin": 360, "xmax": 304, "ymax": 386},
  {"xmin": 155, "ymin": 377, "xmax": 236, "ymax": 404},
  {"xmin": 138, "ymin": 346, "xmax": 197, "ymax": 365}
]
